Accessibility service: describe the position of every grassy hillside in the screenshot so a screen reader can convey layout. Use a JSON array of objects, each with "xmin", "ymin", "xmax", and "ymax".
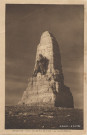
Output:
[{"xmin": 5, "ymin": 105, "xmax": 83, "ymax": 129}]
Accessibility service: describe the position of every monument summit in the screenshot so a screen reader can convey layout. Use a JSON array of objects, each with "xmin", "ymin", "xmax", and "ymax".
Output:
[{"xmin": 19, "ymin": 31, "xmax": 74, "ymax": 108}]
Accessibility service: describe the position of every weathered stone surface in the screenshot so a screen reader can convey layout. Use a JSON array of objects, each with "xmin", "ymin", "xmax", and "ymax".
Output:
[{"xmin": 18, "ymin": 31, "xmax": 74, "ymax": 108}]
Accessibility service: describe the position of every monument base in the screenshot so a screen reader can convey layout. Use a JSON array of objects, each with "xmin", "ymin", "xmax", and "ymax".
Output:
[{"xmin": 18, "ymin": 75, "xmax": 74, "ymax": 108}]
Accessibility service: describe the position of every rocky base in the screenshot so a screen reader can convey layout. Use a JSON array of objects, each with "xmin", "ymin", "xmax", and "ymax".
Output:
[{"xmin": 19, "ymin": 75, "xmax": 74, "ymax": 108}]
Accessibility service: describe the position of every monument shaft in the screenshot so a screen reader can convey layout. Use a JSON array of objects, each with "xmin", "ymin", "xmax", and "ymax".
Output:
[{"xmin": 19, "ymin": 31, "xmax": 74, "ymax": 108}]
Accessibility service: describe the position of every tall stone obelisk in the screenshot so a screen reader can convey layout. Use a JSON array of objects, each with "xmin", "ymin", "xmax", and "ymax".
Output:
[{"xmin": 18, "ymin": 31, "xmax": 74, "ymax": 108}]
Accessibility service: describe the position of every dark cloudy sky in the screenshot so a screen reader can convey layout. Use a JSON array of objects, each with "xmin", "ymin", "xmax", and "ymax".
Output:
[{"xmin": 5, "ymin": 4, "xmax": 84, "ymax": 108}]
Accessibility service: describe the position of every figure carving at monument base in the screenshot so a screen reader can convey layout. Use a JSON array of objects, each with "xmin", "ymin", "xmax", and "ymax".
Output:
[{"xmin": 33, "ymin": 54, "xmax": 49, "ymax": 76}]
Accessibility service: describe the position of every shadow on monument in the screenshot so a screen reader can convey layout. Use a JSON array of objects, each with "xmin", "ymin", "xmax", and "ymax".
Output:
[{"xmin": 54, "ymin": 86, "xmax": 74, "ymax": 108}]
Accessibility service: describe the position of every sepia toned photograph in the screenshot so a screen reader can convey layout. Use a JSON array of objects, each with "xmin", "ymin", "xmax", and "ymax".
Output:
[{"xmin": 5, "ymin": 4, "xmax": 84, "ymax": 130}]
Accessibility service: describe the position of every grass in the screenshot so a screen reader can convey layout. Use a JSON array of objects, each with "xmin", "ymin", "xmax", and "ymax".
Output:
[{"xmin": 5, "ymin": 105, "xmax": 83, "ymax": 129}]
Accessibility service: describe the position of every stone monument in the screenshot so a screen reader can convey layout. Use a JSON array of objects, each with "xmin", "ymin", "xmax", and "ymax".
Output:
[{"xmin": 18, "ymin": 31, "xmax": 74, "ymax": 108}]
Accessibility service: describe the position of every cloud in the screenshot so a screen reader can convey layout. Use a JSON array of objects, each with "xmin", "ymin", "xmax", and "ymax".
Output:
[
  {"xmin": 6, "ymin": 80, "xmax": 27, "ymax": 91},
  {"xmin": 5, "ymin": 79, "xmax": 27, "ymax": 105},
  {"xmin": 74, "ymin": 93, "xmax": 83, "ymax": 109}
]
